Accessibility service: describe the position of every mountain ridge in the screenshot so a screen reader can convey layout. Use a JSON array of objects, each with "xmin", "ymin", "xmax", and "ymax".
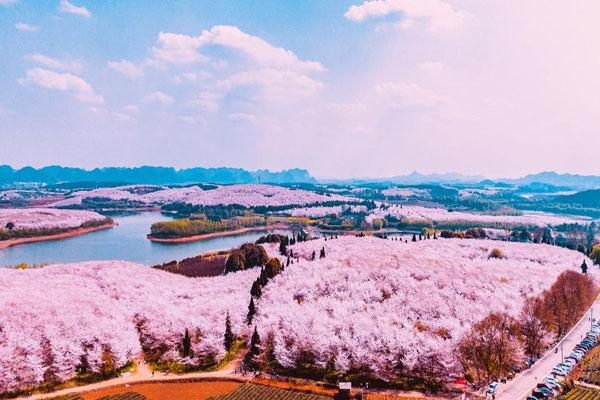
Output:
[{"xmin": 0, "ymin": 165, "xmax": 316, "ymax": 185}]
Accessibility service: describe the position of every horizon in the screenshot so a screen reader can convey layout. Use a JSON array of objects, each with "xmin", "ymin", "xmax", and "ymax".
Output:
[
  {"xmin": 1, "ymin": 163, "xmax": 597, "ymax": 182},
  {"xmin": 4, "ymin": 1, "xmax": 600, "ymax": 178}
]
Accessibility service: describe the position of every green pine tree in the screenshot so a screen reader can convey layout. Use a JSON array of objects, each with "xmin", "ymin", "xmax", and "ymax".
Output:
[
  {"xmin": 246, "ymin": 297, "xmax": 257, "ymax": 325},
  {"xmin": 224, "ymin": 311, "xmax": 234, "ymax": 352},
  {"xmin": 182, "ymin": 329, "xmax": 191, "ymax": 358},
  {"xmin": 244, "ymin": 326, "xmax": 261, "ymax": 370}
]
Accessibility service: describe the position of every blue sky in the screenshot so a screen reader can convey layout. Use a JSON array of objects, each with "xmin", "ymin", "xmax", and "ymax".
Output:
[{"xmin": 3, "ymin": 1, "xmax": 600, "ymax": 179}]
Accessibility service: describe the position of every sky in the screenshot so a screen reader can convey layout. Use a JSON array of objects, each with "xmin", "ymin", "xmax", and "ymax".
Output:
[{"xmin": 2, "ymin": 0, "xmax": 600, "ymax": 179}]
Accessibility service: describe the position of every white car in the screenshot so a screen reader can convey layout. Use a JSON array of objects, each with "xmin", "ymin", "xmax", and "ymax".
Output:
[{"xmin": 487, "ymin": 382, "xmax": 499, "ymax": 394}]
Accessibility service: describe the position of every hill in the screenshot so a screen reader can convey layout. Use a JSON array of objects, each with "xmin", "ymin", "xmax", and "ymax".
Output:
[{"xmin": 0, "ymin": 165, "xmax": 316, "ymax": 185}]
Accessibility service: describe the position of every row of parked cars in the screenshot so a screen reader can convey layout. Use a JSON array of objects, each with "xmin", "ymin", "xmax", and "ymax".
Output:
[{"xmin": 526, "ymin": 321, "xmax": 600, "ymax": 399}]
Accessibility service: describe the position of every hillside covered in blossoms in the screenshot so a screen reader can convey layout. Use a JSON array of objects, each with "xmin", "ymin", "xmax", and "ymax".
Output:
[
  {"xmin": 49, "ymin": 184, "xmax": 351, "ymax": 208},
  {"xmin": 0, "ymin": 236, "xmax": 591, "ymax": 394},
  {"xmin": 0, "ymin": 208, "xmax": 107, "ymax": 230},
  {"xmin": 0, "ymin": 261, "xmax": 257, "ymax": 394},
  {"xmin": 256, "ymin": 237, "xmax": 593, "ymax": 377}
]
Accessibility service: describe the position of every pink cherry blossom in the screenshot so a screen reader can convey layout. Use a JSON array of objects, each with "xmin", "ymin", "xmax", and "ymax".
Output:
[{"xmin": 0, "ymin": 208, "xmax": 106, "ymax": 230}]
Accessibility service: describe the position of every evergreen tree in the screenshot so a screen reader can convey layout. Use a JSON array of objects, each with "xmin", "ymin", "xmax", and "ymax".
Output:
[
  {"xmin": 41, "ymin": 336, "xmax": 58, "ymax": 384},
  {"xmin": 286, "ymin": 256, "xmax": 290, "ymax": 267},
  {"xmin": 244, "ymin": 326, "xmax": 261, "ymax": 370},
  {"xmin": 311, "ymin": 250, "xmax": 316, "ymax": 260},
  {"xmin": 279, "ymin": 240, "xmax": 287, "ymax": 256},
  {"xmin": 433, "ymin": 232, "xmax": 437, "ymax": 239},
  {"xmin": 77, "ymin": 353, "xmax": 90, "ymax": 375},
  {"xmin": 261, "ymin": 267, "xmax": 270, "ymax": 286},
  {"xmin": 182, "ymin": 329, "xmax": 191, "ymax": 358},
  {"xmin": 250, "ymin": 278, "xmax": 262, "ymax": 298},
  {"xmin": 246, "ymin": 297, "xmax": 257, "ymax": 325},
  {"xmin": 581, "ymin": 260, "xmax": 589, "ymax": 274},
  {"xmin": 412, "ymin": 234, "xmax": 417, "ymax": 242},
  {"xmin": 320, "ymin": 247, "xmax": 326, "ymax": 258},
  {"xmin": 224, "ymin": 311, "xmax": 235, "ymax": 352}
]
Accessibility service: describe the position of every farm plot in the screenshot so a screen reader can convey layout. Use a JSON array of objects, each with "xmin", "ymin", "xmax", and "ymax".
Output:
[{"xmin": 208, "ymin": 383, "xmax": 332, "ymax": 400}]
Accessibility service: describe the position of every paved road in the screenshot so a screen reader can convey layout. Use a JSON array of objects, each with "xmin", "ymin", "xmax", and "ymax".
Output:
[{"xmin": 496, "ymin": 296, "xmax": 600, "ymax": 400}]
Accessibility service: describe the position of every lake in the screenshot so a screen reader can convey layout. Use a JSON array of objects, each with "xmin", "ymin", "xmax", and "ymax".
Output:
[{"xmin": 0, "ymin": 211, "xmax": 288, "ymax": 267}]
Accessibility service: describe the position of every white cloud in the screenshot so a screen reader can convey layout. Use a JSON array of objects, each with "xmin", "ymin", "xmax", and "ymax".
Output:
[
  {"xmin": 0, "ymin": 0, "xmax": 18, "ymax": 6},
  {"xmin": 201, "ymin": 25, "xmax": 324, "ymax": 72},
  {"xmin": 376, "ymin": 81, "xmax": 446, "ymax": 108},
  {"xmin": 188, "ymin": 91, "xmax": 221, "ymax": 112},
  {"xmin": 218, "ymin": 68, "xmax": 323, "ymax": 102},
  {"xmin": 124, "ymin": 104, "xmax": 139, "ymax": 114},
  {"xmin": 143, "ymin": 91, "xmax": 173, "ymax": 106},
  {"xmin": 25, "ymin": 53, "xmax": 83, "ymax": 72},
  {"xmin": 59, "ymin": 0, "xmax": 91, "ymax": 18},
  {"xmin": 149, "ymin": 32, "xmax": 207, "ymax": 67},
  {"xmin": 227, "ymin": 112, "xmax": 281, "ymax": 131},
  {"xmin": 179, "ymin": 115, "xmax": 205, "ymax": 125},
  {"xmin": 228, "ymin": 112, "xmax": 260, "ymax": 124},
  {"xmin": 19, "ymin": 68, "xmax": 104, "ymax": 105},
  {"xmin": 148, "ymin": 25, "xmax": 323, "ymax": 72},
  {"xmin": 174, "ymin": 71, "xmax": 211, "ymax": 84},
  {"xmin": 344, "ymin": 0, "xmax": 470, "ymax": 32},
  {"xmin": 15, "ymin": 23, "xmax": 39, "ymax": 32},
  {"xmin": 112, "ymin": 112, "xmax": 132, "ymax": 122},
  {"xmin": 107, "ymin": 59, "xmax": 144, "ymax": 79},
  {"xmin": 419, "ymin": 61, "xmax": 444, "ymax": 73}
]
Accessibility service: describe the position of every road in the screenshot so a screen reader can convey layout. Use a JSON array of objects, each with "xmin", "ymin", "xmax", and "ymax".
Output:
[{"xmin": 496, "ymin": 295, "xmax": 600, "ymax": 400}]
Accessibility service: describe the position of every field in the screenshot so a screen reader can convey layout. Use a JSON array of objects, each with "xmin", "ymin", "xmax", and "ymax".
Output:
[
  {"xmin": 41, "ymin": 380, "xmax": 242, "ymax": 400},
  {"xmin": 82, "ymin": 381, "xmax": 240, "ymax": 400},
  {"xmin": 208, "ymin": 383, "xmax": 332, "ymax": 400},
  {"xmin": 560, "ymin": 387, "xmax": 600, "ymax": 399}
]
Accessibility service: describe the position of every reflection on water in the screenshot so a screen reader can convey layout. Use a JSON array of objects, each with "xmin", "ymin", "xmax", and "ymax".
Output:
[{"xmin": 0, "ymin": 211, "xmax": 288, "ymax": 267}]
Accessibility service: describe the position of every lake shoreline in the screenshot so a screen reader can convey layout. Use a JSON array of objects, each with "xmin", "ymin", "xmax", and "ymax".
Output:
[
  {"xmin": 147, "ymin": 224, "xmax": 288, "ymax": 244},
  {"xmin": 0, "ymin": 222, "xmax": 116, "ymax": 250}
]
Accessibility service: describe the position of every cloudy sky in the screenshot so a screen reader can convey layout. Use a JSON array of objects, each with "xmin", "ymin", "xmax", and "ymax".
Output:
[{"xmin": 2, "ymin": 0, "xmax": 600, "ymax": 179}]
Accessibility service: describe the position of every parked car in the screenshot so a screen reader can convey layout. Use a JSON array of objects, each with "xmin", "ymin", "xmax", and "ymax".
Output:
[{"xmin": 487, "ymin": 382, "xmax": 499, "ymax": 394}]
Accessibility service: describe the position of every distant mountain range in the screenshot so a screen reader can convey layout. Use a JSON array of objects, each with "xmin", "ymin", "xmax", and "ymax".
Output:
[
  {"xmin": 0, "ymin": 165, "xmax": 316, "ymax": 185},
  {"xmin": 333, "ymin": 171, "xmax": 600, "ymax": 190},
  {"xmin": 498, "ymin": 171, "xmax": 600, "ymax": 189},
  {"xmin": 323, "ymin": 171, "xmax": 485, "ymax": 185},
  {"xmin": 3, "ymin": 165, "xmax": 600, "ymax": 190}
]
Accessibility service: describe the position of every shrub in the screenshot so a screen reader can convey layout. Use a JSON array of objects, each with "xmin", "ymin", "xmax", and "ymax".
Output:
[{"xmin": 488, "ymin": 248, "xmax": 505, "ymax": 259}]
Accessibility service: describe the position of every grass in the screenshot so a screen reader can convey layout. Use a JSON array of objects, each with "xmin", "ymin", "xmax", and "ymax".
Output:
[
  {"xmin": 149, "ymin": 339, "xmax": 245, "ymax": 374},
  {"xmin": 2, "ymin": 362, "xmax": 137, "ymax": 399}
]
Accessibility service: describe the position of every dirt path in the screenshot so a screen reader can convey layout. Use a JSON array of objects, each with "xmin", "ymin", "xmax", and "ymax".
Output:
[{"xmin": 19, "ymin": 352, "xmax": 250, "ymax": 400}]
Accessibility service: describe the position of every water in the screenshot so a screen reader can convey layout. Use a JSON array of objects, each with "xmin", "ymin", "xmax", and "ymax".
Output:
[{"xmin": 0, "ymin": 211, "xmax": 286, "ymax": 267}]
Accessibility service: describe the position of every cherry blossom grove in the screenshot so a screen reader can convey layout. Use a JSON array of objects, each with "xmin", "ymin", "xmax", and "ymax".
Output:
[
  {"xmin": 0, "ymin": 261, "xmax": 257, "ymax": 394},
  {"xmin": 365, "ymin": 204, "xmax": 588, "ymax": 227},
  {"xmin": 49, "ymin": 184, "xmax": 351, "ymax": 208},
  {"xmin": 284, "ymin": 205, "xmax": 368, "ymax": 217},
  {"xmin": 0, "ymin": 236, "xmax": 592, "ymax": 393},
  {"xmin": 0, "ymin": 208, "xmax": 107, "ymax": 230},
  {"xmin": 256, "ymin": 236, "xmax": 594, "ymax": 378}
]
